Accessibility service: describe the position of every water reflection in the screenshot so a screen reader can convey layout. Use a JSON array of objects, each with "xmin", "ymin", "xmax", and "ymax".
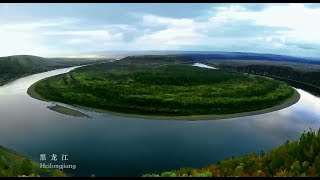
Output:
[
  {"xmin": 0, "ymin": 67, "xmax": 319, "ymax": 176},
  {"xmin": 0, "ymin": 66, "xmax": 79, "ymax": 95},
  {"xmin": 192, "ymin": 62, "xmax": 218, "ymax": 69}
]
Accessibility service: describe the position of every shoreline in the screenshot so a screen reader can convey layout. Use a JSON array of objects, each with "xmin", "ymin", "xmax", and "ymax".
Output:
[
  {"xmin": 0, "ymin": 66, "xmax": 77, "ymax": 87},
  {"xmin": 48, "ymin": 104, "xmax": 91, "ymax": 118},
  {"xmin": 27, "ymin": 78, "xmax": 90, "ymax": 118},
  {"xmin": 27, "ymin": 78, "xmax": 301, "ymax": 120}
]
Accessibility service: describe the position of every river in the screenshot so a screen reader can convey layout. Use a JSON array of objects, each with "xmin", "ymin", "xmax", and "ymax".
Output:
[{"xmin": 0, "ymin": 66, "xmax": 319, "ymax": 176}]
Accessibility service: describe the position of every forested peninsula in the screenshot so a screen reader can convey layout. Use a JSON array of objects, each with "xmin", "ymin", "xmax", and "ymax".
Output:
[{"xmin": 29, "ymin": 55, "xmax": 297, "ymax": 119}]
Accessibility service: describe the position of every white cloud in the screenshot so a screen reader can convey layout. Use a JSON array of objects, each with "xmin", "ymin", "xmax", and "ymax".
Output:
[
  {"xmin": 210, "ymin": 3, "xmax": 320, "ymax": 42},
  {"xmin": 102, "ymin": 24, "xmax": 138, "ymax": 32},
  {"xmin": 142, "ymin": 14, "xmax": 196, "ymax": 28},
  {"xmin": 0, "ymin": 18, "xmax": 76, "ymax": 31},
  {"xmin": 130, "ymin": 4, "xmax": 320, "ymax": 57},
  {"xmin": 0, "ymin": 29, "xmax": 63, "ymax": 57},
  {"xmin": 134, "ymin": 14, "xmax": 207, "ymax": 49},
  {"xmin": 43, "ymin": 30, "xmax": 123, "ymax": 42},
  {"xmin": 134, "ymin": 28, "xmax": 205, "ymax": 49},
  {"xmin": 0, "ymin": 20, "xmax": 71, "ymax": 57},
  {"xmin": 65, "ymin": 38, "xmax": 92, "ymax": 44},
  {"xmin": 0, "ymin": 4, "xmax": 320, "ymax": 57},
  {"xmin": 0, "ymin": 18, "xmax": 78, "ymax": 57}
]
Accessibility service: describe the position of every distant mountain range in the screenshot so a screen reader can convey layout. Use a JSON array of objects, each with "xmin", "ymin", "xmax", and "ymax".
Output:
[
  {"xmin": 178, "ymin": 52, "xmax": 320, "ymax": 65},
  {"xmin": 79, "ymin": 51, "xmax": 320, "ymax": 65}
]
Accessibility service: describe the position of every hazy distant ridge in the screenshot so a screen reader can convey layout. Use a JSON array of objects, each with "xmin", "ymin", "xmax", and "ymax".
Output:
[{"xmin": 84, "ymin": 51, "xmax": 320, "ymax": 65}]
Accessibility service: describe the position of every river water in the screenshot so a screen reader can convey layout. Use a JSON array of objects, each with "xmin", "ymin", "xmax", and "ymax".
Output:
[{"xmin": 0, "ymin": 66, "xmax": 319, "ymax": 176}]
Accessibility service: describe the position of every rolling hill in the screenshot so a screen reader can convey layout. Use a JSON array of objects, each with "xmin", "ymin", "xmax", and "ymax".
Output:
[{"xmin": 0, "ymin": 55, "xmax": 109, "ymax": 86}]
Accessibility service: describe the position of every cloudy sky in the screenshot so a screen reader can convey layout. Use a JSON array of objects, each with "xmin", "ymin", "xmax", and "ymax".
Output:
[{"xmin": 1, "ymin": 3, "xmax": 320, "ymax": 58}]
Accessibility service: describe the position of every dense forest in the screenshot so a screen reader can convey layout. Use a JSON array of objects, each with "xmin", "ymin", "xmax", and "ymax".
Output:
[
  {"xmin": 33, "ymin": 56, "xmax": 294, "ymax": 116},
  {"xmin": 193, "ymin": 59, "xmax": 320, "ymax": 95},
  {"xmin": 0, "ymin": 145, "xmax": 65, "ymax": 177},
  {"xmin": 0, "ymin": 55, "xmax": 107, "ymax": 86},
  {"xmin": 143, "ymin": 129, "xmax": 320, "ymax": 177},
  {"xmin": 119, "ymin": 55, "xmax": 320, "ymax": 89},
  {"xmin": 219, "ymin": 64, "xmax": 320, "ymax": 88}
]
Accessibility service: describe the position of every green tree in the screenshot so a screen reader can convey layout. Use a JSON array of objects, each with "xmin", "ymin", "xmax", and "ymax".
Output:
[
  {"xmin": 18, "ymin": 158, "xmax": 33, "ymax": 176},
  {"xmin": 161, "ymin": 172, "xmax": 177, "ymax": 177},
  {"xmin": 290, "ymin": 161, "xmax": 301, "ymax": 176}
]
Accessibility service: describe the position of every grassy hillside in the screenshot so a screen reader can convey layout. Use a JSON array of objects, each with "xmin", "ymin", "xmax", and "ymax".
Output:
[
  {"xmin": 143, "ymin": 129, "xmax": 320, "ymax": 177},
  {"xmin": 0, "ymin": 55, "xmax": 107, "ymax": 86},
  {"xmin": 0, "ymin": 145, "xmax": 66, "ymax": 177},
  {"xmin": 32, "ymin": 56, "xmax": 294, "ymax": 116}
]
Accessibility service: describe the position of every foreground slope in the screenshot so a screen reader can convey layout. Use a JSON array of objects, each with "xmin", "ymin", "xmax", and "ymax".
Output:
[
  {"xmin": 143, "ymin": 129, "xmax": 320, "ymax": 177},
  {"xmin": 0, "ymin": 145, "xmax": 65, "ymax": 177}
]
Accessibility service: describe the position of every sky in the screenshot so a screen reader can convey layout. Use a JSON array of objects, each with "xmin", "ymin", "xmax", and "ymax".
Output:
[{"xmin": 1, "ymin": 3, "xmax": 320, "ymax": 58}]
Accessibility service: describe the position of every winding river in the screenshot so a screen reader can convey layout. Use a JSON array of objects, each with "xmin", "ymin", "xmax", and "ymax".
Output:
[{"xmin": 0, "ymin": 66, "xmax": 320, "ymax": 176}]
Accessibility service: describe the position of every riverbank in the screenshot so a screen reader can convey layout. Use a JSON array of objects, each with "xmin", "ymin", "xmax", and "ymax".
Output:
[
  {"xmin": 27, "ymin": 78, "xmax": 90, "ymax": 118},
  {"xmin": 27, "ymin": 76, "xmax": 300, "ymax": 120},
  {"xmin": 48, "ymin": 104, "xmax": 90, "ymax": 118},
  {"xmin": 0, "ymin": 73, "xmax": 33, "ymax": 87},
  {"xmin": 272, "ymin": 76, "xmax": 320, "ymax": 96},
  {"xmin": 27, "ymin": 77, "xmax": 49, "ymax": 101}
]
